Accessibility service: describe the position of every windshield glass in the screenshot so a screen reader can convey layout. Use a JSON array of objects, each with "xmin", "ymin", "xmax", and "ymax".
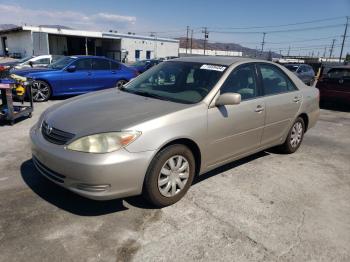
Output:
[
  {"xmin": 122, "ymin": 61, "xmax": 227, "ymax": 104},
  {"xmin": 48, "ymin": 56, "xmax": 76, "ymax": 70},
  {"xmin": 285, "ymin": 65, "xmax": 299, "ymax": 72},
  {"xmin": 18, "ymin": 56, "xmax": 33, "ymax": 63}
]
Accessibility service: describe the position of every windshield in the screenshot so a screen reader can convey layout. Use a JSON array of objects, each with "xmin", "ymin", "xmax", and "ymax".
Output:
[
  {"xmin": 122, "ymin": 61, "xmax": 227, "ymax": 104},
  {"xmin": 48, "ymin": 56, "xmax": 76, "ymax": 70},
  {"xmin": 18, "ymin": 56, "xmax": 33, "ymax": 63},
  {"xmin": 285, "ymin": 65, "xmax": 299, "ymax": 72}
]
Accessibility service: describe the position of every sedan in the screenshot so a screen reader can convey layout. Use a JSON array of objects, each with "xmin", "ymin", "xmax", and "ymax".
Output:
[
  {"xmin": 284, "ymin": 63, "xmax": 315, "ymax": 85},
  {"xmin": 14, "ymin": 56, "xmax": 137, "ymax": 102},
  {"xmin": 30, "ymin": 57, "xmax": 320, "ymax": 207},
  {"xmin": 130, "ymin": 59, "xmax": 161, "ymax": 74}
]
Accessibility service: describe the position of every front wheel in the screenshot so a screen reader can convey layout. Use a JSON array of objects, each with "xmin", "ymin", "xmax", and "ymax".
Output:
[
  {"xmin": 143, "ymin": 144, "xmax": 195, "ymax": 207},
  {"xmin": 279, "ymin": 117, "xmax": 305, "ymax": 154},
  {"xmin": 31, "ymin": 80, "xmax": 51, "ymax": 102}
]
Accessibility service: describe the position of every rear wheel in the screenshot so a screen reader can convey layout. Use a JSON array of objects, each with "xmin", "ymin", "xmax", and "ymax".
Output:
[
  {"xmin": 116, "ymin": 79, "xmax": 128, "ymax": 89},
  {"xmin": 143, "ymin": 144, "xmax": 195, "ymax": 207},
  {"xmin": 279, "ymin": 117, "xmax": 305, "ymax": 154},
  {"xmin": 32, "ymin": 80, "xmax": 51, "ymax": 102}
]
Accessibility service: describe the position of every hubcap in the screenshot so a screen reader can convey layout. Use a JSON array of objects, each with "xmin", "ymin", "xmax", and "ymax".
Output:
[
  {"xmin": 158, "ymin": 155, "xmax": 190, "ymax": 197},
  {"xmin": 290, "ymin": 122, "xmax": 303, "ymax": 148},
  {"xmin": 32, "ymin": 81, "xmax": 50, "ymax": 102}
]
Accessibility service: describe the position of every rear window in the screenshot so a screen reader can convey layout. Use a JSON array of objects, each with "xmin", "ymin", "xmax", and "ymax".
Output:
[
  {"xmin": 285, "ymin": 65, "xmax": 299, "ymax": 72},
  {"xmin": 327, "ymin": 68, "xmax": 350, "ymax": 79}
]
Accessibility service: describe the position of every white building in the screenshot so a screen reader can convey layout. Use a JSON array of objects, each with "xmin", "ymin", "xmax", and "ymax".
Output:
[
  {"xmin": 0, "ymin": 26, "xmax": 179, "ymax": 62},
  {"xmin": 179, "ymin": 48, "xmax": 242, "ymax": 57}
]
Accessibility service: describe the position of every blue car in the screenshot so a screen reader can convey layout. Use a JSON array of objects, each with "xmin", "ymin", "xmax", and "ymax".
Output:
[{"xmin": 13, "ymin": 56, "xmax": 137, "ymax": 102}]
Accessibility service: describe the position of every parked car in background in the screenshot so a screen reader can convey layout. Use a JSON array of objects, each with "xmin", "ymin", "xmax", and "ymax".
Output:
[
  {"xmin": 30, "ymin": 57, "xmax": 319, "ymax": 207},
  {"xmin": 316, "ymin": 66, "xmax": 350, "ymax": 105},
  {"xmin": 0, "ymin": 55, "xmax": 61, "ymax": 72},
  {"xmin": 130, "ymin": 59, "xmax": 162, "ymax": 74},
  {"xmin": 284, "ymin": 64, "xmax": 315, "ymax": 85},
  {"xmin": 13, "ymin": 56, "xmax": 137, "ymax": 102}
]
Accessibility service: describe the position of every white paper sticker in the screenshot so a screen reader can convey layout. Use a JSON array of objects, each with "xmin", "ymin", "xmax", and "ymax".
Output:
[{"xmin": 200, "ymin": 64, "xmax": 226, "ymax": 72}]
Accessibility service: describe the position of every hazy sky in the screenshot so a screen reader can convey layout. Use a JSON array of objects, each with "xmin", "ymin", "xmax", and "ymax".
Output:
[{"xmin": 0, "ymin": 0, "xmax": 349, "ymax": 56}]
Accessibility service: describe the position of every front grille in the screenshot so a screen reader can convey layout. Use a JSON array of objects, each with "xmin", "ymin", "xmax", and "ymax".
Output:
[
  {"xmin": 41, "ymin": 121, "xmax": 75, "ymax": 145},
  {"xmin": 32, "ymin": 157, "xmax": 66, "ymax": 184}
]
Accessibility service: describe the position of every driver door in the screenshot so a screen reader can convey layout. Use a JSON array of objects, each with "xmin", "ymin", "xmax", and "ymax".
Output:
[{"xmin": 207, "ymin": 64, "xmax": 265, "ymax": 167}]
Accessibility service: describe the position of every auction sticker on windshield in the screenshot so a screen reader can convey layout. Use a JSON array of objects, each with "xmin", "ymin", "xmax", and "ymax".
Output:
[{"xmin": 200, "ymin": 64, "xmax": 226, "ymax": 72}]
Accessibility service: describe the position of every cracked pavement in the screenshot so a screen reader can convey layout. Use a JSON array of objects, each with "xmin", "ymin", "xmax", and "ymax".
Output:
[{"xmin": 0, "ymin": 100, "xmax": 350, "ymax": 262}]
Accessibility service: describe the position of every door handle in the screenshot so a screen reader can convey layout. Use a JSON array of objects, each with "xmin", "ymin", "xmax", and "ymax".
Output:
[
  {"xmin": 293, "ymin": 96, "xmax": 301, "ymax": 103},
  {"xmin": 255, "ymin": 105, "xmax": 264, "ymax": 113}
]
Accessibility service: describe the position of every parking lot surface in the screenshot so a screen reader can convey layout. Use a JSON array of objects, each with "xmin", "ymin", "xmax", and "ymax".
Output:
[{"xmin": 0, "ymin": 100, "xmax": 349, "ymax": 262}]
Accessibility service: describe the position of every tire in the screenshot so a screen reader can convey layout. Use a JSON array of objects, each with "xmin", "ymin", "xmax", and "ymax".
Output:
[
  {"xmin": 279, "ymin": 117, "xmax": 305, "ymax": 154},
  {"xmin": 143, "ymin": 144, "xmax": 196, "ymax": 207},
  {"xmin": 116, "ymin": 79, "xmax": 128, "ymax": 89},
  {"xmin": 32, "ymin": 80, "xmax": 51, "ymax": 102}
]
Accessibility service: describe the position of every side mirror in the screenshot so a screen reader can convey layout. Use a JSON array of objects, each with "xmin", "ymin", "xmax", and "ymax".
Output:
[
  {"xmin": 215, "ymin": 93, "xmax": 241, "ymax": 107},
  {"xmin": 66, "ymin": 65, "xmax": 76, "ymax": 72},
  {"xmin": 28, "ymin": 61, "xmax": 33, "ymax": 68}
]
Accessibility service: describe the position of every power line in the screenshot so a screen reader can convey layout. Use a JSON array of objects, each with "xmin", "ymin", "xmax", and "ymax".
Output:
[{"xmin": 207, "ymin": 16, "xmax": 345, "ymax": 30}]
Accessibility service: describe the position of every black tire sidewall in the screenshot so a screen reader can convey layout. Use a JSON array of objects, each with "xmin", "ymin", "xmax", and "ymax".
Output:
[{"xmin": 143, "ymin": 144, "xmax": 195, "ymax": 207}]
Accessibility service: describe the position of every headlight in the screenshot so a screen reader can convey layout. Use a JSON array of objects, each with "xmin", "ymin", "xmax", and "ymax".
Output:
[{"xmin": 66, "ymin": 131, "xmax": 141, "ymax": 153}]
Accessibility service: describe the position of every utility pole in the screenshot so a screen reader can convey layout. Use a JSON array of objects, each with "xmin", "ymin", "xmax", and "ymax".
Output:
[
  {"xmin": 287, "ymin": 46, "xmax": 291, "ymax": 56},
  {"xmin": 185, "ymin": 26, "xmax": 190, "ymax": 54},
  {"xmin": 323, "ymin": 46, "xmax": 327, "ymax": 58},
  {"xmin": 261, "ymin": 32, "xmax": 266, "ymax": 56},
  {"xmin": 329, "ymin": 39, "xmax": 336, "ymax": 59},
  {"xmin": 190, "ymin": 29, "xmax": 193, "ymax": 54},
  {"xmin": 339, "ymin": 16, "xmax": 349, "ymax": 62},
  {"xmin": 202, "ymin": 27, "xmax": 209, "ymax": 55}
]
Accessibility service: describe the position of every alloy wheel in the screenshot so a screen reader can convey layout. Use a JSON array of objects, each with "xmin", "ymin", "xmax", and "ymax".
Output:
[
  {"xmin": 32, "ymin": 81, "xmax": 50, "ymax": 102},
  {"xmin": 158, "ymin": 155, "xmax": 190, "ymax": 197}
]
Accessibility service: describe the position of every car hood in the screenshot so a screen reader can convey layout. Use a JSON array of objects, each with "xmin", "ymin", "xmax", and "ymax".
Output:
[
  {"xmin": 11, "ymin": 67, "xmax": 57, "ymax": 77},
  {"xmin": 44, "ymin": 89, "xmax": 191, "ymax": 137}
]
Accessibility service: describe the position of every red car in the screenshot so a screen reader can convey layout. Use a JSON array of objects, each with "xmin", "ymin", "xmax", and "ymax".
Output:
[{"xmin": 316, "ymin": 66, "xmax": 350, "ymax": 105}]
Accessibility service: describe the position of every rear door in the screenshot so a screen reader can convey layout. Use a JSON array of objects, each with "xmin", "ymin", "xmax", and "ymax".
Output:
[
  {"xmin": 91, "ymin": 58, "xmax": 114, "ymax": 90},
  {"xmin": 60, "ymin": 58, "xmax": 93, "ymax": 93},
  {"xmin": 257, "ymin": 63, "xmax": 302, "ymax": 146},
  {"xmin": 318, "ymin": 68, "xmax": 349, "ymax": 100}
]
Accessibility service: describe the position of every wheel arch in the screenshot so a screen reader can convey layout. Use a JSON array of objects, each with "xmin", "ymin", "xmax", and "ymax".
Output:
[
  {"xmin": 157, "ymin": 138, "xmax": 202, "ymax": 176},
  {"xmin": 298, "ymin": 113, "xmax": 309, "ymax": 132}
]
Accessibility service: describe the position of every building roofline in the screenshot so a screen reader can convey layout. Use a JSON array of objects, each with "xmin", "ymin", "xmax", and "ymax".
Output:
[{"xmin": 0, "ymin": 25, "xmax": 178, "ymax": 43}]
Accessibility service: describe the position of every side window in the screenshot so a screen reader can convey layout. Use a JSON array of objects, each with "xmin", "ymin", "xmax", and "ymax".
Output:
[
  {"xmin": 33, "ymin": 58, "xmax": 50, "ymax": 64},
  {"xmin": 73, "ymin": 59, "xmax": 92, "ymax": 70},
  {"xmin": 259, "ymin": 64, "xmax": 296, "ymax": 95},
  {"xmin": 327, "ymin": 69, "xmax": 348, "ymax": 79},
  {"xmin": 92, "ymin": 59, "xmax": 110, "ymax": 70},
  {"xmin": 220, "ymin": 64, "xmax": 257, "ymax": 100},
  {"xmin": 111, "ymin": 61, "xmax": 120, "ymax": 70}
]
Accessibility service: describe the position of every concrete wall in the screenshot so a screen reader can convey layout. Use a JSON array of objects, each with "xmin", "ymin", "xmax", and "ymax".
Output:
[
  {"xmin": 121, "ymin": 37, "xmax": 179, "ymax": 62},
  {"xmin": 0, "ymin": 31, "xmax": 33, "ymax": 57}
]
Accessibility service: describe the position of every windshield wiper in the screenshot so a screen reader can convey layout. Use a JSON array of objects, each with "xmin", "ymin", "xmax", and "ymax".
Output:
[{"xmin": 126, "ymin": 89, "xmax": 170, "ymax": 101}]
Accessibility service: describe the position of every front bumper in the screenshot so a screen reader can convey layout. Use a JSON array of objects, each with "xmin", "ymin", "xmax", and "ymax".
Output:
[{"xmin": 30, "ymin": 126, "xmax": 155, "ymax": 200}]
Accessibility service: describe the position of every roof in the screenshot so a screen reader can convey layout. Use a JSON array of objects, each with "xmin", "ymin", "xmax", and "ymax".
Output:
[
  {"xmin": 0, "ymin": 25, "xmax": 178, "ymax": 43},
  {"xmin": 173, "ymin": 56, "xmax": 261, "ymax": 66},
  {"xmin": 327, "ymin": 65, "xmax": 350, "ymax": 70}
]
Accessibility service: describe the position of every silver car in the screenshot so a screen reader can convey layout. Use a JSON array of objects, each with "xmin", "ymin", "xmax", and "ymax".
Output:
[
  {"xmin": 284, "ymin": 64, "xmax": 315, "ymax": 86},
  {"xmin": 30, "ymin": 57, "xmax": 320, "ymax": 207}
]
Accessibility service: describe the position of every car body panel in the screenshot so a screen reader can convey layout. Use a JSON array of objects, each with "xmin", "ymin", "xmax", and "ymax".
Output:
[{"xmin": 30, "ymin": 57, "xmax": 320, "ymax": 200}]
